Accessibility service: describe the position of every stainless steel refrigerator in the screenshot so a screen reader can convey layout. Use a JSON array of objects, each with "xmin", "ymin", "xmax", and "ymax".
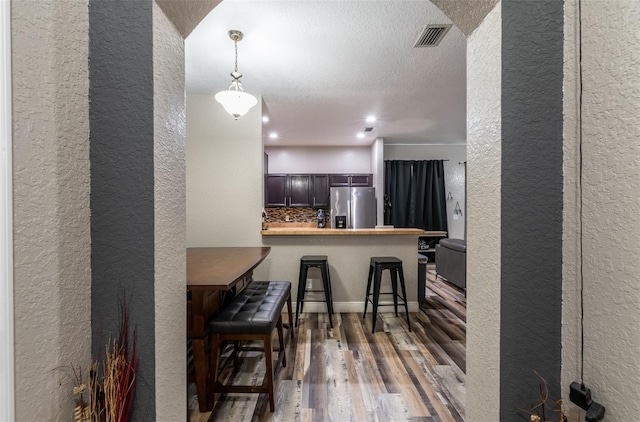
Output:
[{"xmin": 330, "ymin": 187, "xmax": 377, "ymax": 229}]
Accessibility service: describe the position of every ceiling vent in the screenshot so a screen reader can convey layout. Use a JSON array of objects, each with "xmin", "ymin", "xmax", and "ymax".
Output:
[
  {"xmin": 364, "ymin": 127, "xmax": 374, "ymax": 132},
  {"xmin": 414, "ymin": 24, "xmax": 452, "ymax": 47}
]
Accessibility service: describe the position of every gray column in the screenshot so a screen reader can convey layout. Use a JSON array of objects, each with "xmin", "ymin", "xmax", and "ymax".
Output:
[
  {"xmin": 500, "ymin": 0, "xmax": 564, "ymax": 418},
  {"xmin": 89, "ymin": 0, "xmax": 155, "ymax": 419}
]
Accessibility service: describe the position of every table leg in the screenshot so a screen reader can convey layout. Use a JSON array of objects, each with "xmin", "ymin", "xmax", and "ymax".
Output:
[{"xmin": 192, "ymin": 337, "xmax": 211, "ymax": 411}]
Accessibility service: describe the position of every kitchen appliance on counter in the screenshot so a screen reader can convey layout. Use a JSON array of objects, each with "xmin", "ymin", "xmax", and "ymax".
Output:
[
  {"xmin": 334, "ymin": 215, "xmax": 346, "ymax": 228},
  {"xmin": 317, "ymin": 208, "xmax": 326, "ymax": 228},
  {"xmin": 330, "ymin": 187, "xmax": 377, "ymax": 229}
]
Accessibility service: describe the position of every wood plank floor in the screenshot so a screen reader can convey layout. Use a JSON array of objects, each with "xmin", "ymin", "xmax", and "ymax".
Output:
[{"xmin": 189, "ymin": 270, "xmax": 466, "ymax": 422}]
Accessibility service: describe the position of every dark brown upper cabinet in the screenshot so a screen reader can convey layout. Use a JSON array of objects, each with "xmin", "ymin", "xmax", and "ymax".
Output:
[
  {"xmin": 350, "ymin": 174, "xmax": 372, "ymax": 187},
  {"xmin": 289, "ymin": 174, "xmax": 312, "ymax": 207},
  {"xmin": 329, "ymin": 174, "xmax": 372, "ymax": 187},
  {"xmin": 329, "ymin": 174, "xmax": 350, "ymax": 187},
  {"xmin": 265, "ymin": 174, "xmax": 314, "ymax": 207},
  {"xmin": 312, "ymin": 174, "xmax": 330, "ymax": 207},
  {"xmin": 265, "ymin": 173, "xmax": 372, "ymax": 207},
  {"xmin": 265, "ymin": 174, "xmax": 288, "ymax": 207}
]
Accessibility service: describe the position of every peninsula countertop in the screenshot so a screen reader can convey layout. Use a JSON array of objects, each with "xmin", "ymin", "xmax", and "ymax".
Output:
[{"xmin": 261, "ymin": 227, "xmax": 445, "ymax": 236}]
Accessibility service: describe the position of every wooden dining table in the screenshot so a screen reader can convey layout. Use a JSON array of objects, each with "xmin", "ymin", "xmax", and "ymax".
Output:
[{"xmin": 187, "ymin": 246, "xmax": 271, "ymax": 411}]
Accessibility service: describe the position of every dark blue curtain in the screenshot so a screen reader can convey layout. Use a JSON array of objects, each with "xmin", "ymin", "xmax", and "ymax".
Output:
[{"xmin": 384, "ymin": 160, "xmax": 448, "ymax": 231}]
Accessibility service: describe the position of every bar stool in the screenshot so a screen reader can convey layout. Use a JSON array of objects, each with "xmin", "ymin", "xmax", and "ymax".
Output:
[
  {"xmin": 295, "ymin": 255, "xmax": 334, "ymax": 328},
  {"xmin": 363, "ymin": 257, "xmax": 411, "ymax": 333}
]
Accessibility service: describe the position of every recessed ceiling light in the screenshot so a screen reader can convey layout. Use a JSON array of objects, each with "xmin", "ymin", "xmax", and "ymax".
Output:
[
  {"xmin": 269, "ymin": 132, "xmax": 278, "ymax": 139},
  {"xmin": 262, "ymin": 116, "xmax": 269, "ymax": 123},
  {"xmin": 366, "ymin": 115, "xmax": 377, "ymax": 123},
  {"xmin": 356, "ymin": 132, "xmax": 365, "ymax": 139}
]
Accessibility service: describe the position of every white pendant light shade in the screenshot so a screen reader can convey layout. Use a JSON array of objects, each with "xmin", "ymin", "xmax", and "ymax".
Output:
[
  {"xmin": 216, "ymin": 30, "xmax": 257, "ymax": 120},
  {"xmin": 215, "ymin": 83, "xmax": 258, "ymax": 120}
]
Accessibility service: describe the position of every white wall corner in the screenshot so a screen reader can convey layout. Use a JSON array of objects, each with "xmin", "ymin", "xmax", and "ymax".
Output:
[
  {"xmin": 11, "ymin": 0, "xmax": 91, "ymax": 419},
  {"xmin": 465, "ymin": 2, "xmax": 501, "ymax": 421},
  {"xmin": 371, "ymin": 138, "xmax": 384, "ymax": 225},
  {"xmin": 153, "ymin": 2, "xmax": 187, "ymax": 419}
]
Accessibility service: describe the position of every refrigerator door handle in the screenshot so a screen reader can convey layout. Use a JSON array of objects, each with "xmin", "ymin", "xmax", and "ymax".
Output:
[{"xmin": 347, "ymin": 199, "xmax": 352, "ymax": 228}]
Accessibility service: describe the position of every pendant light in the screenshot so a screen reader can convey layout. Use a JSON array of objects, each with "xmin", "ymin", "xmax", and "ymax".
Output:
[{"xmin": 215, "ymin": 30, "xmax": 258, "ymax": 120}]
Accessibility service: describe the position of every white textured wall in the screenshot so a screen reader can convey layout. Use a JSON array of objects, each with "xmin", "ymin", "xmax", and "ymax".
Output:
[
  {"xmin": 258, "ymin": 235, "xmax": 419, "ymax": 312},
  {"xmin": 562, "ymin": 1, "xmax": 640, "ymax": 420},
  {"xmin": 265, "ymin": 146, "xmax": 372, "ymax": 174},
  {"xmin": 11, "ymin": 0, "xmax": 91, "ymax": 420},
  {"xmin": 153, "ymin": 3, "xmax": 187, "ymax": 420},
  {"xmin": 186, "ymin": 94, "xmax": 264, "ymax": 247},
  {"xmin": 465, "ymin": 3, "xmax": 501, "ymax": 421},
  {"xmin": 371, "ymin": 138, "xmax": 384, "ymax": 225},
  {"xmin": 383, "ymin": 145, "xmax": 467, "ymax": 239}
]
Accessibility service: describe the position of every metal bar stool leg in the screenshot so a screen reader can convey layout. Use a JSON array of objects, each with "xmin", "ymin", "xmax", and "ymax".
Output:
[
  {"xmin": 325, "ymin": 262, "xmax": 334, "ymax": 314},
  {"xmin": 398, "ymin": 265, "xmax": 411, "ymax": 332},
  {"xmin": 295, "ymin": 264, "xmax": 307, "ymax": 327},
  {"xmin": 371, "ymin": 265, "xmax": 383, "ymax": 333},
  {"xmin": 363, "ymin": 263, "xmax": 374, "ymax": 318},
  {"xmin": 286, "ymin": 292, "xmax": 295, "ymax": 339},
  {"xmin": 390, "ymin": 267, "xmax": 399, "ymax": 317},
  {"xmin": 320, "ymin": 264, "xmax": 333, "ymax": 327}
]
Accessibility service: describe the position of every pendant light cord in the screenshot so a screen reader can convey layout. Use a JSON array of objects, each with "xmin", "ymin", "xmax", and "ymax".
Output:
[{"xmin": 578, "ymin": 0, "xmax": 585, "ymax": 386}]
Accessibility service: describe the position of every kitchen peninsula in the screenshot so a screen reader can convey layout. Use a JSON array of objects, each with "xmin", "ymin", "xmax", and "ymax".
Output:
[
  {"xmin": 258, "ymin": 225, "xmax": 446, "ymax": 313},
  {"xmin": 262, "ymin": 227, "xmax": 432, "ymax": 236}
]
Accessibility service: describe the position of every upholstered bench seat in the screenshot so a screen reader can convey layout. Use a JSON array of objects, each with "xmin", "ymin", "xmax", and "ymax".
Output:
[
  {"xmin": 211, "ymin": 281, "xmax": 290, "ymax": 334},
  {"xmin": 208, "ymin": 281, "xmax": 292, "ymax": 412}
]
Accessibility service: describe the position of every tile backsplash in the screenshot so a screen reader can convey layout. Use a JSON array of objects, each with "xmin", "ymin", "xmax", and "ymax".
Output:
[{"xmin": 264, "ymin": 207, "xmax": 320, "ymax": 223}]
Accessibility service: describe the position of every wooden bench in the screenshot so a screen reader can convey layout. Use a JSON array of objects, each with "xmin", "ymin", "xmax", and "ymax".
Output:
[{"xmin": 208, "ymin": 281, "xmax": 293, "ymax": 412}]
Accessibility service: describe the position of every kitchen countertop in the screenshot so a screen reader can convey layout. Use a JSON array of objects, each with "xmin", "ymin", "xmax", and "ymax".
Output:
[{"xmin": 261, "ymin": 227, "xmax": 445, "ymax": 236}]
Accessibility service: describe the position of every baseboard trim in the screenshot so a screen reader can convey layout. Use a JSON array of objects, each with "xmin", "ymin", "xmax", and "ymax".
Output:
[{"xmin": 293, "ymin": 301, "xmax": 419, "ymax": 313}]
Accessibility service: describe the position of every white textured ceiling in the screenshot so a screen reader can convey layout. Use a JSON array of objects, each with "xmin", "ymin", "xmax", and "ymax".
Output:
[{"xmin": 186, "ymin": 0, "xmax": 467, "ymax": 146}]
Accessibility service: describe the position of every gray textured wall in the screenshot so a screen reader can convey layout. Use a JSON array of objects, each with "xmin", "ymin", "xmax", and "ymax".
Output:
[
  {"xmin": 89, "ymin": 0, "xmax": 156, "ymax": 419},
  {"xmin": 501, "ymin": 0, "xmax": 564, "ymax": 419}
]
